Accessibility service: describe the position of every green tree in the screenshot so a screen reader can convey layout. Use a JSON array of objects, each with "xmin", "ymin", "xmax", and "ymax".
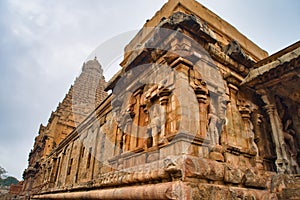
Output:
[
  {"xmin": 1, "ymin": 176, "xmax": 19, "ymax": 186},
  {"xmin": 0, "ymin": 166, "xmax": 7, "ymax": 179},
  {"xmin": 0, "ymin": 166, "xmax": 19, "ymax": 187}
]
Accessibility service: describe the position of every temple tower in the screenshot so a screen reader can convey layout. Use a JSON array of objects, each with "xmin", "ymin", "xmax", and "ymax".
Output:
[{"xmin": 22, "ymin": 57, "xmax": 107, "ymax": 193}]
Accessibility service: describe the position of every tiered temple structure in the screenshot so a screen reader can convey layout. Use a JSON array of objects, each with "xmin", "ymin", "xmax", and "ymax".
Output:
[
  {"xmin": 22, "ymin": 57, "xmax": 107, "ymax": 196},
  {"xmin": 22, "ymin": 0, "xmax": 300, "ymax": 199}
]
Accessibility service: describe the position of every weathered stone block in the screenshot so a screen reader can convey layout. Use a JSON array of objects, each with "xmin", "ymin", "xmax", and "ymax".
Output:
[
  {"xmin": 243, "ymin": 169, "xmax": 267, "ymax": 188},
  {"xmin": 224, "ymin": 152, "xmax": 240, "ymax": 168},
  {"xmin": 224, "ymin": 166, "xmax": 244, "ymax": 184},
  {"xmin": 184, "ymin": 157, "xmax": 224, "ymax": 181}
]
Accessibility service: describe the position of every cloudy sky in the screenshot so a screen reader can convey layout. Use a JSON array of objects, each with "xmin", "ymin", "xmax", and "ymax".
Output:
[{"xmin": 0, "ymin": 0, "xmax": 299, "ymax": 180}]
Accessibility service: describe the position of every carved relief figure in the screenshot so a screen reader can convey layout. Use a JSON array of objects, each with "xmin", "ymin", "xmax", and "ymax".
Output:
[
  {"xmin": 149, "ymin": 104, "xmax": 165, "ymax": 147},
  {"xmin": 218, "ymin": 93, "xmax": 230, "ymax": 145},
  {"xmin": 275, "ymin": 97, "xmax": 299, "ymax": 171},
  {"xmin": 238, "ymin": 99, "xmax": 259, "ymax": 156},
  {"xmin": 121, "ymin": 96, "xmax": 136, "ymax": 152},
  {"xmin": 207, "ymin": 93, "xmax": 230, "ymax": 146},
  {"xmin": 140, "ymin": 85, "xmax": 170, "ymax": 148},
  {"xmin": 248, "ymin": 119, "xmax": 259, "ymax": 156},
  {"xmin": 283, "ymin": 119, "xmax": 297, "ymax": 159},
  {"xmin": 252, "ymin": 112, "xmax": 264, "ymax": 155},
  {"xmin": 218, "ymin": 94, "xmax": 229, "ymax": 120},
  {"xmin": 208, "ymin": 104, "xmax": 219, "ymax": 145},
  {"xmin": 122, "ymin": 117, "xmax": 132, "ymax": 153}
]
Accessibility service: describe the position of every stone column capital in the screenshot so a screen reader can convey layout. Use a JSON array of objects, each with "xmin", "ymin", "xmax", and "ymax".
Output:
[
  {"xmin": 158, "ymin": 87, "xmax": 171, "ymax": 106},
  {"xmin": 264, "ymin": 104, "xmax": 275, "ymax": 115}
]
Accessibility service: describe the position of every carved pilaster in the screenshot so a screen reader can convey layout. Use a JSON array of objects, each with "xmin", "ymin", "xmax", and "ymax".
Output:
[
  {"xmin": 195, "ymin": 81, "xmax": 209, "ymax": 137},
  {"xmin": 158, "ymin": 87, "xmax": 171, "ymax": 141},
  {"xmin": 189, "ymin": 67, "xmax": 209, "ymax": 138},
  {"xmin": 48, "ymin": 157, "xmax": 57, "ymax": 188},
  {"xmin": 238, "ymin": 100, "xmax": 258, "ymax": 157},
  {"xmin": 222, "ymin": 84, "xmax": 238, "ymax": 146},
  {"xmin": 122, "ymin": 117, "xmax": 132, "ymax": 153},
  {"xmin": 115, "ymin": 127, "xmax": 123, "ymax": 156}
]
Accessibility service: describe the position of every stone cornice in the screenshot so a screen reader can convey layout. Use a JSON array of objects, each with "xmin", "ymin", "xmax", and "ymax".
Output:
[{"xmin": 242, "ymin": 46, "xmax": 300, "ymax": 87}]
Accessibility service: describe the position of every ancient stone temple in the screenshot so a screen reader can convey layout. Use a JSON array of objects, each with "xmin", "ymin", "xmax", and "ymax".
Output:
[{"xmin": 21, "ymin": 0, "xmax": 300, "ymax": 199}]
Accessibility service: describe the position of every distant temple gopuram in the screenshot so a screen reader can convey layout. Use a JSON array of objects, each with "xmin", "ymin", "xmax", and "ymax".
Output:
[{"xmin": 21, "ymin": 0, "xmax": 300, "ymax": 199}]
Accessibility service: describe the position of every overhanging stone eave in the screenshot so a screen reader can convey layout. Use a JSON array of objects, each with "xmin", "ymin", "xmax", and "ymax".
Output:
[
  {"xmin": 242, "ymin": 46, "xmax": 300, "ymax": 87},
  {"xmin": 254, "ymin": 40, "xmax": 300, "ymax": 68}
]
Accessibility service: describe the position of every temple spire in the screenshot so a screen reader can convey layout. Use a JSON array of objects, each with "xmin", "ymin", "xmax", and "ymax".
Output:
[{"xmin": 24, "ymin": 58, "xmax": 107, "ymax": 168}]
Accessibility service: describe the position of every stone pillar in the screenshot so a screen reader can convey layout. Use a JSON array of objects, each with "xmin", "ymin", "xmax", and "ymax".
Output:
[{"xmin": 259, "ymin": 90, "xmax": 289, "ymax": 173}]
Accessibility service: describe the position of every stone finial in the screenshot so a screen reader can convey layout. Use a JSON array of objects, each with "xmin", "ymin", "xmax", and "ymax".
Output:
[{"xmin": 82, "ymin": 57, "xmax": 104, "ymax": 75}]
